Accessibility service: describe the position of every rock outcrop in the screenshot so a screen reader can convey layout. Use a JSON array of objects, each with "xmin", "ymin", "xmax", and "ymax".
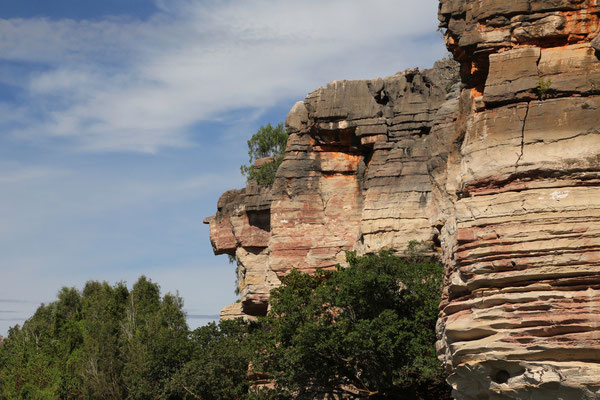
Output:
[
  {"xmin": 206, "ymin": 0, "xmax": 600, "ymax": 397},
  {"xmin": 206, "ymin": 59, "xmax": 460, "ymax": 319},
  {"xmin": 437, "ymin": 0, "xmax": 600, "ymax": 398},
  {"xmin": 204, "ymin": 183, "xmax": 279, "ymax": 317}
]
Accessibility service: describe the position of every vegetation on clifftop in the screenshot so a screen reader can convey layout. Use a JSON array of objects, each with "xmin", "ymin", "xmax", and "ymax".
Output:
[
  {"xmin": 240, "ymin": 122, "xmax": 288, "ymax": 186},
  {"xmin": 0, "ymin": 252, "xmax": 450, "ymax": 399}
]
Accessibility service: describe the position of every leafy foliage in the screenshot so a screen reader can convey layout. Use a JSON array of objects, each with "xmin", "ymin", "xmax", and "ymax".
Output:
[
  {"xmin": 0, "ymin": 277, "xmax": 249, "ymax": 400},
  {"xmin": 254, "ymin": 251, "xmax": 450, "ymax": 399},
  {"xmin": 0, "ymin": 252, "xmax": 450, "ymax": 399},
  {"xmin": 172, "ymin": 319, "xmax": 256, "ymax": 400},
  {"xmin": 535, "ymin": 78, "xmax": 551, "ymax": 100},
  {"xmin": 240, "ymin": 122, "xmax": 288, "ymax": 186}
]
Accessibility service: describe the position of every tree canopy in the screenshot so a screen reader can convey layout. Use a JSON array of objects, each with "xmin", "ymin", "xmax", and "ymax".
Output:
[
  {"xmin": 0, "ymin": 252, "xmax": 450, "ymax": 399},
  {"xmin": 240, "ymin": 122, "xmax": 288, "ymax": 186},
  {"xmin": 252, "ymin": 251, "xmax": 450, "ymax": 399},
  {"xmin": 0, "ymin": 277, "xmax": 251, "ymax": 400}
]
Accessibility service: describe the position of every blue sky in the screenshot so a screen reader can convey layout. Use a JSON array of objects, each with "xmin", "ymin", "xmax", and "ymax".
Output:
[{"xmin": 0, "ymin": 0, "xmax": 447, "ymax": 335}]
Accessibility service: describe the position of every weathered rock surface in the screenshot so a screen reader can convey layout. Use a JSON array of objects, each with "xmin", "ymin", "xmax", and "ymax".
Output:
[
  {"xmin": 204, "ymin": 183, "xmax": 280, "ymax": 318},
  {"xmin": 219, "ymin": 302, "xmax": 257, "ymax": 322},
  {"xmin": 206, "ymin": 59, "xmax": 460, "ymax": 317},
  {"xmin": 207, "ymin": 1, "xmax": 600, "ymax": 397},
  {"xmin": 269, "ymin": 66, "xmax": 458, "ymax": 275},
  {"xmin": 437, "ymin": 0, "xmax": 600, "ymax": 398}
]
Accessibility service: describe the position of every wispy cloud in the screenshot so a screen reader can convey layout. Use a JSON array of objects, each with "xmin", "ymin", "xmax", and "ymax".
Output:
[
  {"xmin": 0, "ymin": 0, "xmax": 445, "ymax": 153},
  {"xmin": 0, "ymin": 0, "xmax": 446, "ymax": 336}
]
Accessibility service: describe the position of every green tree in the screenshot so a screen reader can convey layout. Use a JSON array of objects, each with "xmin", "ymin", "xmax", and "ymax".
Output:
[
  {"xmin": 171, "ymin": 319, "xmax": 257, "ymax": 400},
  {"xmin": 78, "ymin": 281, "xmax": 128, "ymax": 399},
  {"xmin": 121, "ymin": 276, "xmax": 191, "ymax": 400},
  {"xmin": 240, "ymin": 122, "xmax": 288, "ymax": 186},
  {"xmin": 0, "ymin": 289, "xmax": 85, "ymax": 399},
  {"xmin": 0, "ymin": 254, "xmax": 450, "ymax": 400},
  {"xmin": 253, "ymin": 251, "xmax": 451, "ymax": 399},
  {"xmin": 535, "ymin": 78, "xmax": 552, "ymax": 100},
  {"xmin": 0, "ymin": 308, "xmax": 61, "ymax": 399},
  {"xmin": 0, "ymin": 276, "xmax": 192, "ymax": 400}
]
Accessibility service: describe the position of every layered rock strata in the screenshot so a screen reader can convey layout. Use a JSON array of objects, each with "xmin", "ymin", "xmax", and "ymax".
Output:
[
  {"xmin": 207, "ymin": 1, "xmax": 600, "ymax": 397},
  {"xmin": 204, "ymin": 183, "xmax": 280, "ymax": 317},
  {"xmin": 206, "ymin": 59, "xmax": 460, "ymax": 318},
  {"xmin": 436, "ymin": 0, "xmax": 600, "ymax": 398}
]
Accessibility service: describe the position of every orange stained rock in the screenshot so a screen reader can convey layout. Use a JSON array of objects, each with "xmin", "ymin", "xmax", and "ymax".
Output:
[
  {"xmin": 210, "ymin": 220, "xmax": 237, "ymax": 253},
  {"xmin": 318, "ymin": 151, "xmax": 362, "ymax": 173},
  {"xmin": 564, "ymin": 8, "xmax": 600, "ymax": 38},
  {"xmin": 470, "ymin": 61, "xmax": 480, "ymax": 76},
  {"xmin": 471, "ymin": 86, "xmax": 484, "ymax": 98},
  {"xmin": 456, "ymin": 228, "xmax": 477, "ymax": 243}
]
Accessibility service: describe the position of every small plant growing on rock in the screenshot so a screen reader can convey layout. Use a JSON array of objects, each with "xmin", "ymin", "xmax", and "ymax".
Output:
[{"xmin": 535, "ymin": 78, "xmax": 552, "ymax": 100}]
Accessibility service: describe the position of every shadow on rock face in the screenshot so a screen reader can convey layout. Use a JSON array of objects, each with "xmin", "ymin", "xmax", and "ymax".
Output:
[{"xmin": 592, "ymin": 32, "xmax": 600, "ymax": 59}]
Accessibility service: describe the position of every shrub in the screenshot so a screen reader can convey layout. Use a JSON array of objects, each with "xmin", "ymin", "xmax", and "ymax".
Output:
[{"xmin": 535, "ymin": 78, "xmax": 551, "ymax": 100}]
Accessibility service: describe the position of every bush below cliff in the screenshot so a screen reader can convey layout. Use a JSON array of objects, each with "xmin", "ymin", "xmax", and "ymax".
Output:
[
  {"xmin": 0, "ymin": 252, "xmax": 450, "ymax": 399},
  {"xmin": 252, "ymin": 251, "xmax": 451, "ymax": 399}
]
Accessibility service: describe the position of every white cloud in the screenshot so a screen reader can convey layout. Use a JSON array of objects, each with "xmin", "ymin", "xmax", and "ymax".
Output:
[{"xmin": 0, "ymin": 0, "xmax": 446, "ymax": 153}]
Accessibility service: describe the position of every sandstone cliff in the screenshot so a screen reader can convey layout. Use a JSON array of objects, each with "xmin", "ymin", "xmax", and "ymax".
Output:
[
  {"xmin": 206, "ymin": 0, "xmax": 600, "ymax": 398},
  {"xmin": 205, "ymin": 58, "xmax": 460, "ymax": 319},
  {"xmin": 436, "ymin": 1, "xmax": 600, "ymax": 398}
]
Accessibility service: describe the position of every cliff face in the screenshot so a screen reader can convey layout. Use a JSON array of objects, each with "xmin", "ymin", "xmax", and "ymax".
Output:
[
  {"xmin": 206, "ymin": 0, "xmax": 600, "ymax": 397},
  {"xmin": 437, "ymin": 0, "xmax": 600, "ymax": 398},
  {"xmin": 204, "ymin": 184, "xmax": 278, "ymax": 317},
  {"xmin": 205, "ymin": 59, "xmax": 460, "ymax": 318}
]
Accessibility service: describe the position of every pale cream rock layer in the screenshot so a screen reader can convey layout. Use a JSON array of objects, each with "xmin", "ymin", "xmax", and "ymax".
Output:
[{"xmin": 437, "ymin": 0, "xmax": 600, "ymax": 398}]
